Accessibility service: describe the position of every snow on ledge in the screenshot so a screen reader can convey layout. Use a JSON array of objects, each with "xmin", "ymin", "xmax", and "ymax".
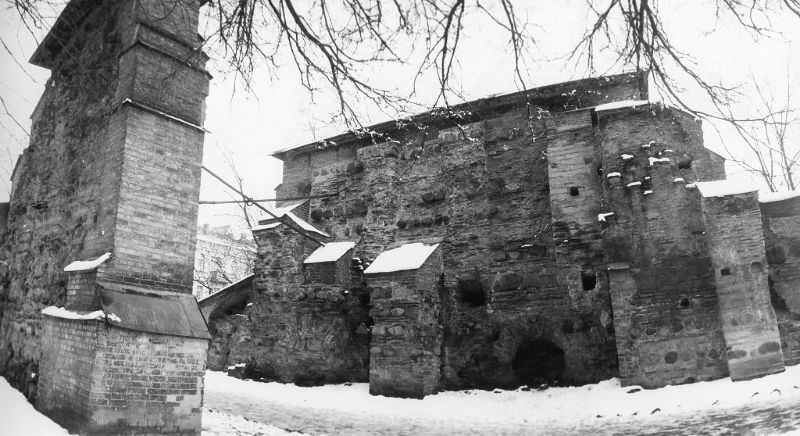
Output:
[
  {"xmin": 606, "ymin": 172, "xmax": 621, "ymax": 179},
  {"xmin": 41, "ymin": 306, "xmax": 106, "ymax": 321},
  {"xmin": 304, "ymin": 241, "xmax": 356, "ymax": 264},
  {"xmin": 364, "ymin": 242, "xmax": 439, "ymax": 274},
  {"xmin": 597, "ymin": 212, "xmax": 615, "ymax": 222},
  {"xmin": 64, "ymin": 252, "xmax": 111, "ymax": 272},
  {"xmin": 759, "ymin": 190, "xmax": 799, "ymax": 203},
  {"xmin": 695, "ymin": 180, "xmax": 758, "ymax": 198},
  {"xmin": 594, "ymin": 99, "xmax": 651, "ymax": 112}
]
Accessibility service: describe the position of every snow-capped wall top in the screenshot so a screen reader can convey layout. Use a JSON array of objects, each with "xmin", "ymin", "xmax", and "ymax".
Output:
[
  {"xmin": 695, "ymin": 180, "xmax": 758, "ymax": 198},
  {"xmin": 594, "ymin": 99, "xmax": 651, "ymax": 112},
  {"xmin": 759, "ymin": 190, "xmax": 799, "ymax": 203},
  {"xmin": 364, "ymin": 242, "xmax": 440, "ymax": 274},
  {"xmin": 41, "ymin": 306, "xmax": 120, "ymax": 322},
  {"xmin": 304, "ymin": 241, "xmax": 356, "ymax": 264},
  {"xmin": 63, "ymin": 252, "xmax": 111, "ymax": 272}
]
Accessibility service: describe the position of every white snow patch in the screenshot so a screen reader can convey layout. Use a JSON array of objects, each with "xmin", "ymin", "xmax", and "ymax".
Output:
[
  {"xmin": 204, "ymin": 365, "xmax": 800, "ymax": 430},
  {"xmin": 41, "ymin": 306, "xmax": 107, "ymax": 321},
  {"xmin": 759, "ymin": 190, "xmax": 800, "ymax": 203},
  {"xmin": 673, "ymin": 177, "xmax": 685, "ymax": 183},
  {"xmin": 686, "ymin": 183, "xmax": 697, "ymax": 189},
  {"xmin": 643, "ymin": 190, "xmax": 653, "ymax": 195},
  {"xmin": 597, "ymin": 212, "xmax": 615, "ymax": 222},
  {"xmin": 696, "ymin": 180, "xmax": 758, "ymax": 198},
  {"xmin": 621, "ymin": 154, "xmax": 634, "ymax": 160},
  {"xmin": 304, "ymin": 241, "xmax": 356, "ymax": 264},
  {"xmin": 627, "ymin": 182, "xmax": 642, "ymax": 188},
  {"xmin": 250, "ymin": 222, "xmax": 281, "ymax": 231},
  {"xmin": 285, "ymin": 212, "xmax": 330, "ymax": 238},
  {"xmin": 106, "ymin": 313, "xmax": 122, "ymax": 323},
  {"xmin": 594, "ymin": 100, "xmax": 650, "ymax": 112},
  {"xmin": 0, "ymin": 377, "xmax": 69, "ymax": 435},
  {"xmin": 663, "ymin": 149, "xmax": 675, "ymax": 153},
  {"xmin": 64, "ymin": 252, "xmax": 111, "ymax": 272},
  {"xmin": 606, "ymin": 172, "xmax": 622, "ymax": 178},
  {"xmin": 202, "ymin": 409, "xmax": 299, "ymax": 435},
  {"xmin": 364, "ymin": 242, "xmax": 439, "ymax": 274},
  {"xmin": 251, "ymin": 212, "xmax": 330, "ymax": 238},
  {"xmin": 648, "ymin": 157, "xmax": 671, "ymax": 165}
]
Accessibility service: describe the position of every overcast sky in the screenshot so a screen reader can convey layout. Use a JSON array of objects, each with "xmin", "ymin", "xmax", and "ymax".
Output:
[{"xmin": 1, "ymin": 1, "xmax": 798, "ymax": 234}]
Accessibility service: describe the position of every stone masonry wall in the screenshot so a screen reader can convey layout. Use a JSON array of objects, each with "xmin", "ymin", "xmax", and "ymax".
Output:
[
  {"xmin": 256, "ymin": 73, "xmax": 649, "ymax": 390},
  {"xmin": 761, "ymin": 196, "xmax": 800, "ymax": 365},
  {"xmin": 597, "ymin": 104, "xmax": 729, "ymax": 388},
  {"xmin": 368, "ymin": 249, "xmax": 444, "ymax": 398},
  {"xmin": 228, "ymin": 226, "xmax": 369, "ymax": 384},
  {"xmin": 701, "ymin": 192, "xmax": 784, "ymax": 380},
  {"xmin": 0, "ymin": 0, "xmax": 125, "ymax": 394}
]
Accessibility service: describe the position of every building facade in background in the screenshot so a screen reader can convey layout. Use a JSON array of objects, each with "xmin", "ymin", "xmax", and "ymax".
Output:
[{"xmin": 193, "ymin": 225, "xmax": 256, "ymax": 299}]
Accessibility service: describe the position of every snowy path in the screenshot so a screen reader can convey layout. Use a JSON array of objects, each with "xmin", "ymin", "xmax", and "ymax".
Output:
[{"xmin": 203, "ymin": 366, "xmax": 800, "ymax": 435}]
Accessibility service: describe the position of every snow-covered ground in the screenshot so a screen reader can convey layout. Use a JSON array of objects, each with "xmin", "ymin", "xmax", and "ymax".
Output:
[
  {"xmin": 205, "ymin": 365, "xmax": 800, "ymax": 434},
  {"xmin": 4, "ymin": 366, "xmax": 800, "ymax": 435},
  {"xmin": 0, "ymin": 377, "xmax": 69, "ymax": 436}
]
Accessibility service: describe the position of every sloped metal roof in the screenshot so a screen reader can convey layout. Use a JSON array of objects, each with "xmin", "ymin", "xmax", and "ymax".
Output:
[{"xmin": 97, "ymin": 282, "xmax": 211, "ymax": 340}]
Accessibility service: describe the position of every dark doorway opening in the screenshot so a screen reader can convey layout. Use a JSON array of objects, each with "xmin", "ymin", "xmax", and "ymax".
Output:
[{"xmin": 512, "ymin": 339, "xmax": 566, "ymax": 386}]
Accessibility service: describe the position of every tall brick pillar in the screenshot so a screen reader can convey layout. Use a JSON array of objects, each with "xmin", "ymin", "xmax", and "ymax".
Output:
[
  {"xmin": 699, "ymin": 187, "xmax": 785, "ymax": 380},
  {"xmin": 29, "ymin": 0, "xmax": 210, "ymax": 294},
  {"xmin": 22, "ymin": 0, "xmax": 212, "ymax": 434}
]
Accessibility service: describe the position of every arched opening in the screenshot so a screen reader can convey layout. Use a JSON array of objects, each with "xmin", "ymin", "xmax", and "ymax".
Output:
[{"xmin": 512, "ymin": 339, "xmax": 566, "ymax": 386}]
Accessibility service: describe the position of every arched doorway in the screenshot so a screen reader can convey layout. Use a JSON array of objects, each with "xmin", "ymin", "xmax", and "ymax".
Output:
[{"xmin": 511, "ymin": 338, "xmax": 566, "ymax": 386}]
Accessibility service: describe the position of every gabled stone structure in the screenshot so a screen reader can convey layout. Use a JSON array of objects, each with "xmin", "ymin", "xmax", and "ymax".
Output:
[
  {"xmin": 208, "ymin": 71, "xmax": 799, "ymax": 397},
  {"xmin": 0, "ymin": 0, "xmax": 212, "ymax": 432}
]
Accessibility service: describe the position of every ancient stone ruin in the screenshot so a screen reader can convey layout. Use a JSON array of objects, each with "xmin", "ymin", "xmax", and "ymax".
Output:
[
  {"xmin": 202, "ymin": 71, "xmax": 800, "ymax": 397},
  {"xmin": 0, "ymin": 0, "xmax": 211, "ymax": 433}
]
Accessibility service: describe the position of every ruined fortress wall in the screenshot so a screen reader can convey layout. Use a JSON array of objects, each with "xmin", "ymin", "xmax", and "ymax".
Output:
[
  {"xmin": 226, "ymin": 226, "xmax": 370, "ymax": 383},
  {"xmin": 251, "ymin": 74, "xmax": 648, "ymax": 389},
  {"xmin": 0, "ymin": 0, "xmax": 208, "ymax": 394},
  {"xmin": 597, "ymin": 106, "xmax": 729, "ymax": 388}
]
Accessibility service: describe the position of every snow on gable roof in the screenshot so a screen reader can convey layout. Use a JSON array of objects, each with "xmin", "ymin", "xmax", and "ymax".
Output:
[
  {"xmin": 250, "ymin": 212, "xmax": 330, "ymax": 238},
  {"xmin": 594, "ymin": 99, "xmax": 651, "ymax": 112},
  {"xmin": 364, "ymin": 242, "xmax": 439, "ymax": 274},
  {"xmin": 759, "ymin": 190, "xmax": 800, "ymax": 203},
  {"xmin": 285, "ymin": 211, "xmax": 330, "ymax": 237},
  {"xmin": 695, "ymin": 180, "xmax": 758, "ymax": 198},
  {"xmin": 304, "ymin": 241, "xmax": 356, "ymax": 264},
  {"xmin": 64, "ymin": 252, "xmax": 111, "ymax": 272}
]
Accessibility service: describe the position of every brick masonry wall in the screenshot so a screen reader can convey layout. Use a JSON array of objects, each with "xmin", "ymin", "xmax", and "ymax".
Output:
[
  {"xmin": 368, "ymin": 250, "xmax": 444, "ymax": 398},
  {"xmin": 65, "ymin": 270, "xmax": 101, "ymax": 311},
  {"xmin": 701, "ymin": 192, "xmax": 784, "ymax": 380},
  {"xmin": 37, "ymin": 318, "xmax": 100, "ymax": 429},
  {"xmin": 597, "ymin": 105, "xmax": 729, "ymax": 388},
  {"xmin": 37, "ymin": 317, "xmax": 207, "ymax": 435}
]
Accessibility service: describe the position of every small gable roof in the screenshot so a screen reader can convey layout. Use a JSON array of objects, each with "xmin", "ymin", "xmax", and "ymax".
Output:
[
  {"xmin": 97, "ymin": 282, "xmax": 211, "ymax": 340},
  {"xmin": 364, "ymin": 242, "xmax": 439, "ymax": 274},
  {"xmin": 304, "ymin": 241, "xmax": 356, "ymax": 264}
]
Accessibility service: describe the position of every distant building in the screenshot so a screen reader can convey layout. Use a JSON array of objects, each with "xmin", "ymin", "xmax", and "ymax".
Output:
[{"xmin": 194, "ymin": 224, "xmax": 256, "ymax": 299}]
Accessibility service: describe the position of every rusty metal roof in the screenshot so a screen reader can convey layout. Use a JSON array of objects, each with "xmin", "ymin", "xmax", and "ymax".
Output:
[{"xmin": 97, "ymin": 282, "xmax": 211, "ymax": 340}]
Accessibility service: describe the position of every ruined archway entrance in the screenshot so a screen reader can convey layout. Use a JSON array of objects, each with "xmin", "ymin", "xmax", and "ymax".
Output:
[{"xmin": 511, "ymin": 339, "xmax": 566, "ymax": 386}]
